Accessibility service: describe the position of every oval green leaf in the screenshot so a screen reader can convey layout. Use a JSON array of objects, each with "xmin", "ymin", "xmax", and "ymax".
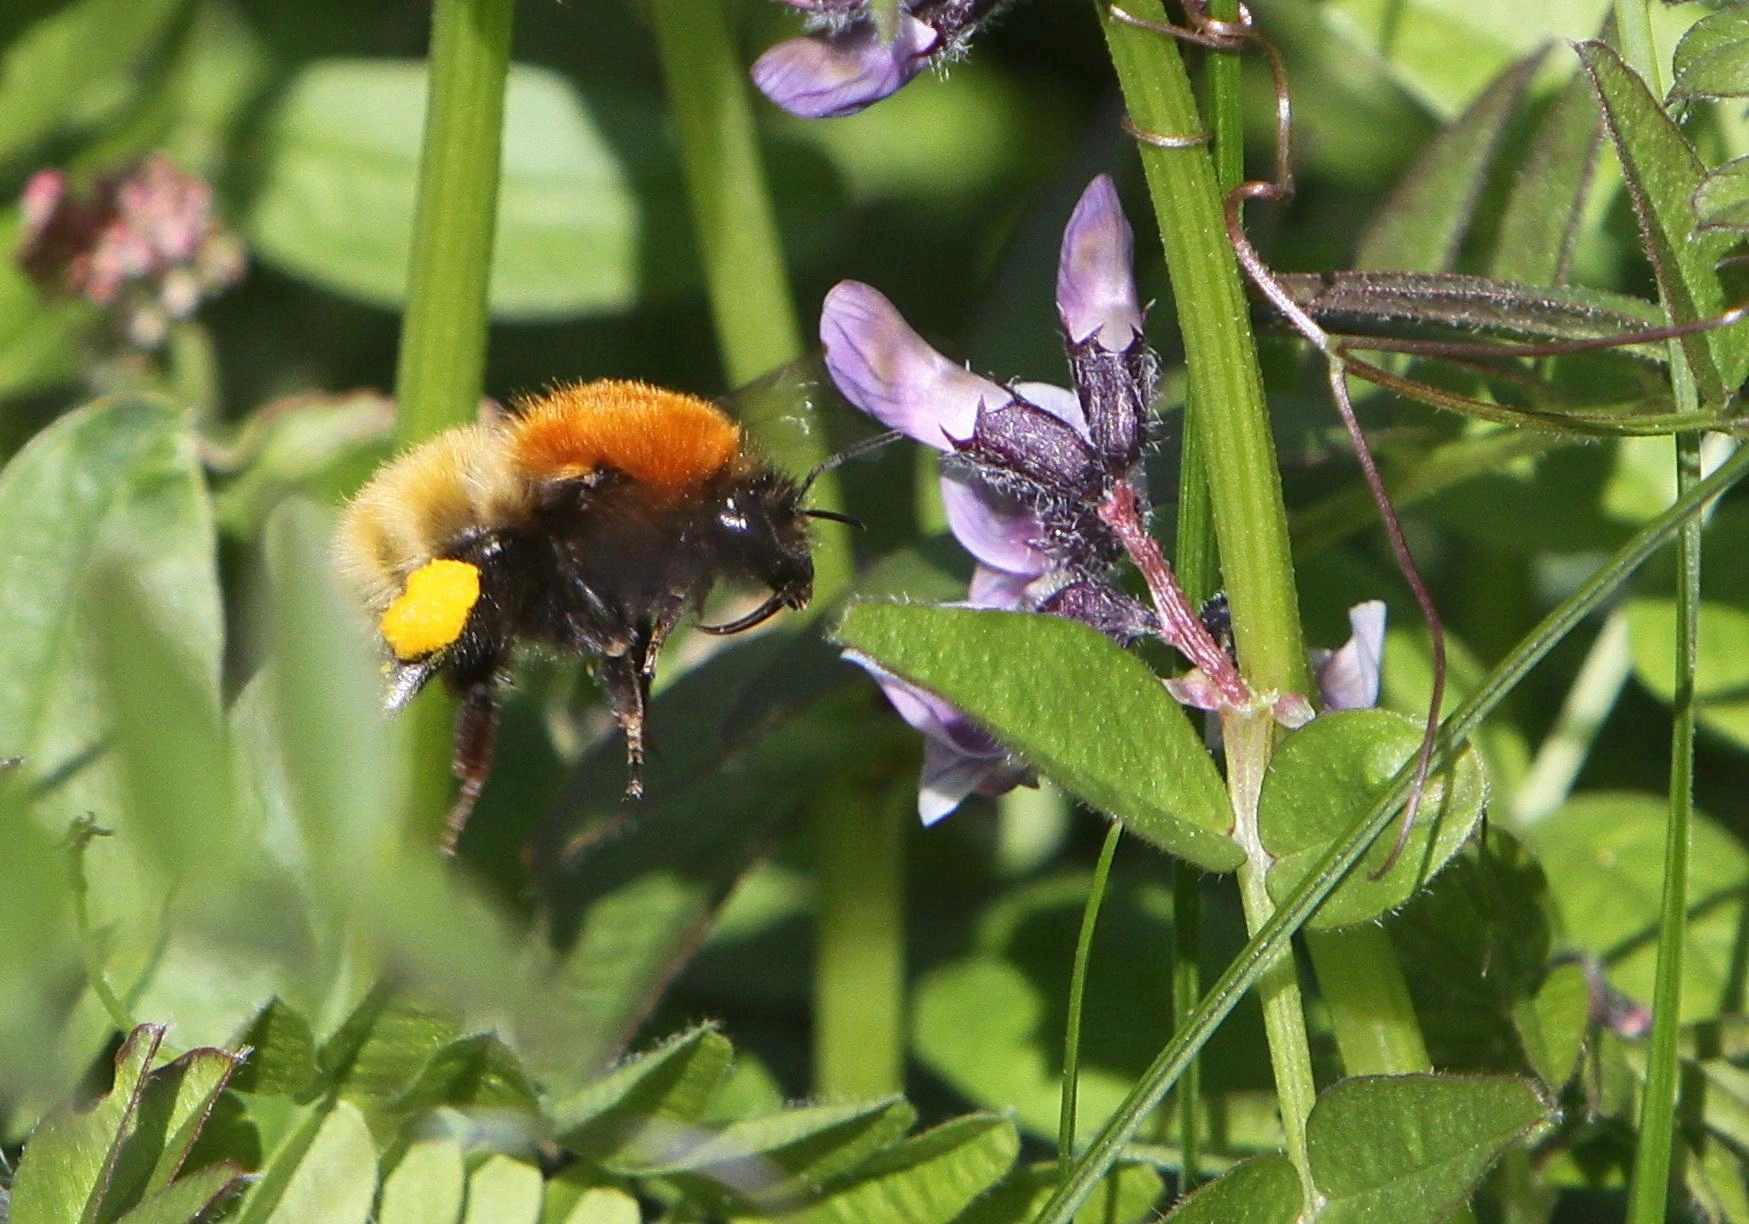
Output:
[
  {"xmin": 1261, "ymin": 709, "xmax": 1487, "ymax": 928},
  {"xmin": 1307, "ymin": 1074, "xmax": 1549, "ymax": 1224},
  {"xmin": 834, "ymin": 603, "xmax": 1239, "ymax": 870},
  {"xmin": 1159, "ymin": 1155, "xmax": 1301, "ymax": 1224}
]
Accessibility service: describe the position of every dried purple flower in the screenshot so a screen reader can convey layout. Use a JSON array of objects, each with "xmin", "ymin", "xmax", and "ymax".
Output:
[
  {"xmin": 753, "ymin": 0, "xmax": 1005, "ymax": 118},
  {"xmin": 14, "ymin": 154, "xmax": 245, "ymax": 350}
]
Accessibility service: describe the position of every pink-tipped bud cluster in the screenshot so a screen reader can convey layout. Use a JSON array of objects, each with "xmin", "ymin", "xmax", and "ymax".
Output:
[{"xmin": 16, "ymin": 154, "xmax": 246, "ymax": 349}]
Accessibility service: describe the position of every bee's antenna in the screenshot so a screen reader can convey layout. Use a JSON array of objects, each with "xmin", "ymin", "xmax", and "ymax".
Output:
[
  {"xmin": 800, "ymin": 429, "xmax": 902, "ymax": 494},
  {"xmin": 802, "ymin": 508, "xmax": 865, "ymax": 529}
]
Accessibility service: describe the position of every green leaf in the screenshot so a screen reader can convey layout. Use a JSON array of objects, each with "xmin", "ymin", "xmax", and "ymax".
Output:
[
  {"xmin": 834, "ymin": 604, "xmax": 1238, "ymax": 870},
  {"xmin": 104, "ymin": 1044, "xmax": 246, "ymax": 1209},
  {"xmin": 377, "ymin": 1138, "xmax": 465, "ymax": 1224},
  {"xmin": 1672, "ymin": 6, "xmax": 1749, "ymax": 101},
  {"xmin": 1490, "ymin": 65, "xmax": 1602, "ymax": 285},
  {"xmin": 1355, "ymin": 51, "xmax": 1542, "ymax": 273},
  {"xmin": 229, "ymin": 999, "xmax": 318, "ymax": 1098},
  {"xmin": 959, "ymin": 1160, "xmax": 1163, "ymax": 1224},
  {"xmin": 110, "ymin": 1162, "xmax": 250, "ymax": 1224},
  {"xmin": 1695, "ymin": 155, "xmax": 1749, "ymax": 234},
  {"xmin": 766, "ymin": 1114, "xmax": 1019, "ymax": 1224},
  {"xmin": 314, "ymin": 989, "xmax": 460, "ymax": 1107},
  {"xmin": 1522, "ymin": 792, "xmax": 1749, "ymax": 1024},
  {"xmin": 546, "ymin": 1185, "xmax": 639, "ymax": 1224},
  {"xmin": 1387, "ymin": 832, "xmax": 1556, "ymax": 1073},
  {"xmin": 10, "ymin": 1025, "xmax": 163, "ymax": 1224},
  {"xmin": 1158, "ymin": 1156, "xmax": 1301, "ymax": 1223},
  {"xmin": 393, "ymin": 1034, "xmax": 539, "ymax": 1117},
  {"xmin": 461, "ymin": 1155, "xmax": 543, "ymax": 1224},
  {"xmin": 1305, "ymin": 1074, "xmax": 1549, "ymax": 1223},
  {"xmin": 1260, "ymin": 710, "xmax": 1488, "ymax": 929},
  {"xmin": 1513, "ymin": 962, "xmax": 1589, "ymax": 1092},
  {"xmin": 1578, "ymin": 40, "xmax": 1749, "ymax": 406},
  {"xmin": 236, "ymin": 1100, "xmax": 378, "ymax": 1224},
  {"xmin": 549, "ymin": 1026, "xmax": 732, "ymax": 1167},
  {"xmin": 245, "ymin": 60, "xmax": 830, "ymax": 320},
  {"xmin": 0, "ymin": 0, "xmax": 189, "ymax": 165},
  {"xmin": 642, "ymin": 1098, "xmax": 916, "ymax": 1211},
  {"xmin": 0, "ymin": 397, "xmax": 220, "ymax": 794},
  {"xmin": 0, "ymin": 212, "xmax": 87, "ymax": 400}
]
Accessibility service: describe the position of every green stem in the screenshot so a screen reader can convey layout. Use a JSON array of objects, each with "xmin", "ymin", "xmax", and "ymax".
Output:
[
  {"xmin": 392, "ymin": 0, "xmax": 516, "ymax": 847},
  {"xmin": 1171, "ymin": 860, "xmax": 1202, "ymax": 1187},
  {"xmin": 1034, "ymin": 444, "xmax": 1749, "ymax": 1224},
  {"xmin": 648, "ymin": 0, "xmax": 850, "ymax": 602},
  {"xmin": 1305, "ymin": 927, "xmax": 1429, "ymax": 1075},
  {"xmin": 1100, "ymin": 0, "xmax": 1310, "ymax": 699},
  {"xmin": 1612, "ymin": 0, "xmax": 1663, "ymax": 99},
  {"xmin": 649, "ymin": 0, "xmax": 802, "ymax": 386},
  {"xmin": 1060, "ymin": 822, "xmax": 1123, "ymax": 1173},
  {"xmin": 1514, "ymin": 610, "xmax": 1632, "ymax": 825},
  {"xmin": 1627, "ymin": 435, "xmax": 1699, "ymax": 1224},
  {"xmin": 64, "ymin": 817, "xmax": 136, "ymax": 1037},
  {"xmin": 1224, "ymin": 710, "xmax": 1317, "ymax": 1200},
  {"xmin": 812, "ymin": 779, "xmax": 907, "ymax": 1098}
]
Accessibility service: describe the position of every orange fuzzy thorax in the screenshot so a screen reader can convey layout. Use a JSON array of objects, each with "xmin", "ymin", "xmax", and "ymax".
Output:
[{"xmin": 510, "ymin": 380, "xmax": 742, "ymax": 498}]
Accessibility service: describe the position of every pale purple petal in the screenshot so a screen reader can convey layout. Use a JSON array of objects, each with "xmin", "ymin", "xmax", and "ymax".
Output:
[
  {"xmin": 1057, "ymin": 175, "xmax": 1143, "ymax": 350},
  {"xmin": 821, "ymin": 280, "xmax": 1006, "ymax": 448},
  {"xmin": 1317, "ymin": 600, "xmax": 1387, "ymax": 712},
  {"xmin": 751, "ymin": 16, "xmax": 937, "ymax": 119},
  {"xmin": 919, "ymin": 739, "xmax": 1001, "ymax": 825},
  {"xmin": 940, "ymin": 469, "xmax": 1049, "ymax": 577},
  {"xmin": 1012, "ymin": 380, "xmax": 1089, "ymax": 441},
  {"xmin": 966, "ymin": 564, "xmax": 1032, "ymax": 610},
  {"xmin": 845, "ymin": 653, "xmax": 1002, "ymax": 758}
]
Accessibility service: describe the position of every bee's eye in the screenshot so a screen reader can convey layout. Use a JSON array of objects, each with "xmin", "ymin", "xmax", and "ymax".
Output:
[{"xmin": 718, "ymin": 508, "xmax": 748, "ymax": 532}]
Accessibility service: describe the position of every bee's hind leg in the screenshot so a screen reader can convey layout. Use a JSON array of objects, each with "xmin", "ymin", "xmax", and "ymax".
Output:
[{"xmin": 442, "ymin": 679, "xmax": 502, "ymax": 855}]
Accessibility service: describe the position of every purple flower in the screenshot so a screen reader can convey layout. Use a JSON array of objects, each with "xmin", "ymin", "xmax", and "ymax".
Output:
[
  {"xmin": 752, "ymin": 14, "xmax": 937, "ymax": 118},
  {"xmin": 846, "ymin": 566, "xmax": 1036, "ymax": 824},
  {"xmin": 15, "ymin": 154, "xmax": 245, "ymax": 350},
  {"xmin": 752, "ymin": 0, "xmax": 1004, "ymax": 118},
  {"xmin": 827, "ymin": 176, "xmax": 1161, "ymax": 821}
]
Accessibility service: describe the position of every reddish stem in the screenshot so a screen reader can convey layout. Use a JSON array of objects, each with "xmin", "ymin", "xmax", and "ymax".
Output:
[{"xmin": 1100, "ymin": 483, "xmax": 1250, "ymax": 705}]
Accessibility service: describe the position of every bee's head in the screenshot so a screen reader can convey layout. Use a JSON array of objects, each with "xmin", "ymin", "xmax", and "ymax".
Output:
[{"xmin": 698, "ymin": 469, "xmax": 814, "ymax": 635}]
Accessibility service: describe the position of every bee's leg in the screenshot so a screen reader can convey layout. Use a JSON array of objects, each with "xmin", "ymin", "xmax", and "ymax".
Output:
[
  {"xmin": 597, "ymin": 646, "xmax": 649, "ymax": 799},
  {"xmin": 442, "ymin": 679, "xmax": 501, "ymax": 855}
]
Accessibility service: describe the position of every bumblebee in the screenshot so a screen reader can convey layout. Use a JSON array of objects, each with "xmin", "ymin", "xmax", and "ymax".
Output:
[{"xmin": 337, "ymin": 379, "xmax": 860, "ymax": 852}]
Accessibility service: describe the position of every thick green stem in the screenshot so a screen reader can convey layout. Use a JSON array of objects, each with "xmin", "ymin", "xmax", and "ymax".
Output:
[
  {"xmin": 1305, "ymin": 927, "xmax": 1429, "ymax": 1075},
  {"xmin": 1224, "ymin": 710, "xmax": 1317, "ymax": 1200},
  {"xmin": 649, "ymin": 0, "xmax": 849, "ymax": 602},
  {"xmin": 393, "ymin": 0, "xmax": 516, "ymax": 846},
  {"xmin": 649, "ymin": 0, "xmax": 802, "ymax": 387},
  {"xmin": 812, "ymin": 780, "xmax": 907, "ymax": 1098},
  {"xmin": 1100, "ymin": 0, "xmax": 1309, "ymax": 699}
]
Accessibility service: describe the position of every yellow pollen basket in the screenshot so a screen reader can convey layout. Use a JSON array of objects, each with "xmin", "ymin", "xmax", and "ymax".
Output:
[{"xmin": 380, "ymin": 559, "xmax": 481, "ymax": 661}]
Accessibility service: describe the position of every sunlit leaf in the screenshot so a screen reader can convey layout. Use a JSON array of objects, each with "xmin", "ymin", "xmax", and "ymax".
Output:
[
  {"xmin": 377, "ymin": 1138, "xmax": 465, "ymax": 1224},
  {"xmin": 461, "ymin": 1154, "xmax": 542, "ymax": 1224},
  {"xmin": 1695, "ymin": 155, "xmax": 1749, "ymax": 234},
  {"xmin": 960, "ymin": 1160, "xmax": 1162, "ymax": 1224},
  {"xmin": 835, "ymin": 604, "xmax": 1239, "ymax": 870},
  {"xmin": 1261, "ymin": 710, "xmax": 1488, "ymax": 929},
  {"xmin": 1158, "ymin": 1155, "xmax": 1301, "ymax": 1223},
  {"xmin": 1672, "ymin": 6, "xmax": 1749, "ymax": 101},
  {"xmin": 550, "ymin": 1026, "xmax": 732, "ymax": 1169},
  {"xmin": 245, "ymin": 60, "xmax": 834, "ymax": 319},
  {"xmin": 1578, "ymin": 40, "xmax": 1749, "ymax": 407},
  {"xmin": 229, "ymin": 998, "xmax": 318, "ymax": 1098},
  {"xmin": 234, "ymin": 1099, "xmax": 377, "ymax": 1224},
  {"xmin": 1306, "ymin": 1074, "xmax": 1549, "ymax": 1223},
  {"xmin": 1522, "ymin": 792, "xmax": 1749, "ymax": 1024},
  {"xmin": 773, "ymin": 1114, "xmax": 1019, "ymax": 1224},
  {"xmin": 1513, "ymin": 961, "xmax": 1589, "ymax": 1092}
]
